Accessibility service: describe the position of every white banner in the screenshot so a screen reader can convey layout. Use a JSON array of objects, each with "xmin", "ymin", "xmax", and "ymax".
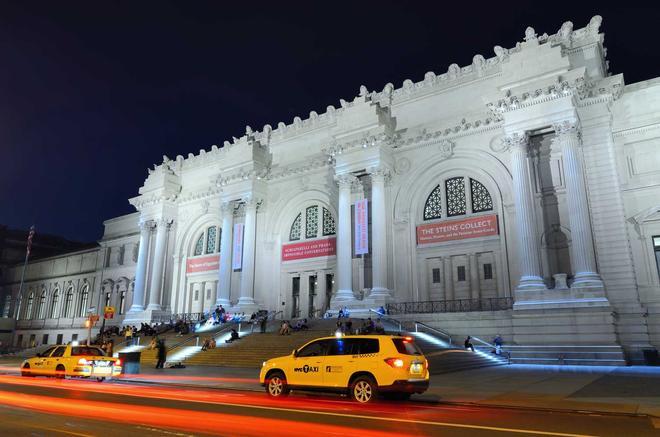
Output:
[
  {"xmin": 232, "ymin": 223, "xmax": 244, "ymax": 270},
  {"xmin": 354, "ymin": 199, "xmax": 369, "ymax": 255}
]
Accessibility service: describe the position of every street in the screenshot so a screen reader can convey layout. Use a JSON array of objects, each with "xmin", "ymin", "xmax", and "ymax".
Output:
[{"xmin": 0, "ymin": 373, "xmax": 657, "ymax": 436}]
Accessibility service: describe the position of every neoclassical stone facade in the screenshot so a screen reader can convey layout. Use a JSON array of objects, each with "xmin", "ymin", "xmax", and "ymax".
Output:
[{"xmin": 2, "ymin": 16, "xmax": 660, "ymax": 361}]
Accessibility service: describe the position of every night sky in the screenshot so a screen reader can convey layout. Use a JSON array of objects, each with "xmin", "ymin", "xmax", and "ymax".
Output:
[{"xmin": 2, "ymin": 2, "xmax": 659, "ymax": 242}]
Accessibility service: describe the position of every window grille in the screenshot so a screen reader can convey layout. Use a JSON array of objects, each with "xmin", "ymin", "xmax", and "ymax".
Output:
[
  {"xmin": 194, "ymin": 234, "xmax": 204, "ymax": 256},
  {"xmin": 423, "ymin": 185, "xmax": 443, "ymax": 220},
  {"xmin": 470, "ymin": 178, "xmax": 493, "ymax": 213},
  {"xmin": 322, "ymin": 208, "xmax": 336, "ymax": 236},
  {"xmin": 457, "ymin": 266, "xmax": 466, "ymax": 282},
  {"xmin": 306, "ymin": 206, "xmax": 319, "ymax": 239},
  {"xmin": 206, "ymin": 226, "xmax": 217, "ymax": 254},
  {"xmin": 289, "ymin": 213, "xmax": 302, "ymax": 241},
  {"xmin": 445, "ymin": 177, "xmax": 467, "ymax": 217}
]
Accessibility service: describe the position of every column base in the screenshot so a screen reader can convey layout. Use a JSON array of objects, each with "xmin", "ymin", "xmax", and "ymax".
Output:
[
  {"xmin": 145, "ymin": 303, "xmax": 162, "ymax": 311},
  {"xmin": 572, "ymin": 271, "xmax": 604, "ymax": 289},
  {"xmin": 215, "ymin": 298, "xmax": 231, "ymax": 308},
  {"xmin": 514, "ymin": 285, "xmax": 609, "ymax": 310},
  {"xmin": 232, "ymin": 297, "xmax": 259, "ymax": 314},
  {"xmin": 122, "ymin": 308, "xmax": 171, "ymax": 325},
  {"xmin": 517, "ymin": 275, "xmax": 547, "ymax": 289}
]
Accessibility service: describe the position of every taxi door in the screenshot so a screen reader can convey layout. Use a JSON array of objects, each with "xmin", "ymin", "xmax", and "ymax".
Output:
[
  {"xmin": 322, "ymin": 338, "xmax": 357, "ymax": 388},
  {"xmin": 287, "ymin": 339, "xmax": 328, "ymax": 387},
  {"xmin": 32, "ymin": 346, "xmax": 57, "ymax": 375},
  {"xmin": 45, "ymin": 346, "xmax": 68, "ymax": 373}
]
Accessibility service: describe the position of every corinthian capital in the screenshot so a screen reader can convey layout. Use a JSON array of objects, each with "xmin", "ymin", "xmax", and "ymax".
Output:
[
  {"xmin": 242, "ymin": 196, "xmax": 262, "ymax": 211},
  {"xmin": 368, "ymin": 166, "xmax": 392, "ymax": 184},
  {"xmin": 334, "ymin": 173, "xmax": 358, "ymax": 189},
  {"xmin": 221, "ymin": 200, "xmax": 235, "ymax": 216},
  {"xmin": 154, "ymin": 218, "xmax": 173, "ymax": 228},
  {"xmin": 552, "ymin": 120, "xmax": 581, "ymax": 139},
  {"xmin": 502, "ymin": 131, "xmax": 529, "ymax": 153},
  {"xmin": 138, "ymin": 220, "xmax": 154, "ymax": 232}
]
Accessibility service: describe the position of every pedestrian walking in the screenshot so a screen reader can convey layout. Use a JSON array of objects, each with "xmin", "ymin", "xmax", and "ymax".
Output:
[
  {"xmin": 464, "ymin": 336, "xmax": 475, "ymax": 352},
  {"xmin": 155, "ymin": 339, "xmax": 167, "ymax": 369}
]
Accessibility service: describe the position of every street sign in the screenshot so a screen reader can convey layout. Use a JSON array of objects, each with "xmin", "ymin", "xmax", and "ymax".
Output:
[
  {"xmin": 88, "ymin": 306, "xmax": 96, "ymax": 313},
  {"xmin": 104, "ymin": 306, "xmax": 115, "ymax": 319}
]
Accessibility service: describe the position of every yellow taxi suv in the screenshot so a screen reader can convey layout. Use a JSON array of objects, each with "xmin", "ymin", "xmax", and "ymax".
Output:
[
  {"xmin": 260, "ymin": 334, "xmax": 429, "ymax": 403},
  {"xmin": 21, "ymin": 344, "xmax": 122, "ymax": 381}
]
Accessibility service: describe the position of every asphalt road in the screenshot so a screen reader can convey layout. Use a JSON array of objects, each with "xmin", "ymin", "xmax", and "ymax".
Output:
[{"xmin": 0, "ymin": 375, "xmax": 657, "ymax": 437}]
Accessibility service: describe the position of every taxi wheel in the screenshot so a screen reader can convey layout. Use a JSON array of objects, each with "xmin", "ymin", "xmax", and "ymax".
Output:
[
  {"xmin": 55, "ymin": 365, "xmax": 66, "ymax": 379},
  {"xmin": 21, "ymin": 364, "xmax": 33, "ymax": 377},
  {"xmin": 350, "ymin": 376, "xmax": 378, "ymax": 404},
  {"xmin": 266, "ymin": 372, "xmax": 290, "ymax": 398}
]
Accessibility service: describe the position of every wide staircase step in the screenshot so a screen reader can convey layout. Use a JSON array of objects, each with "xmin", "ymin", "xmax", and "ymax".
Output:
[{"xmin": 504, "ymin": 345, "xmax": 627, "ymax": 366}]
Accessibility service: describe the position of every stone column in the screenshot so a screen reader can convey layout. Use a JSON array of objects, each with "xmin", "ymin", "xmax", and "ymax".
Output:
[
  {"xmin": 237, "ymin": 197, "xmax": 260, "ymax": 308},
  {"xmin": 216, "ymin": 201, "xmax": 234, "ymax": 307},
  {"xmin": 469, "ymin": 253, "xmax": 480, "ymax": 299},
  {"xmin": 128, "ymin": 221, "xmax": 152, "ymax": 313},
  {"xmin": 369, "ymin": 167, "xmax": 391, "ymax": 300},
  {"xmin": 146, "ymin": 218, "xmax": 170, "ymax": 311},
  {"xmin": 443, "ymin": 256, "xmax": 454, "ymax": 301},
  {"xmin": 507, "ymin": 132, "xmax": 545, "ymax": 289},
  {"xmin": 333, "ymin": 174, "xmax": 357, "ymax": 303},
  {"xmin": 316, "ymin": 271, "xmax": 327, "ymax": 315},
  {"xmin": 554, "ymin": 121, "xmax": 603, "ymax": 288}
]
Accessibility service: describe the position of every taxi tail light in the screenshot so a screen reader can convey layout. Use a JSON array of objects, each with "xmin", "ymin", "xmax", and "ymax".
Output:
[
  {"xmin": 384, "ymin": 358, "xmax": 405, "ymax": 368},
  {"xmin": 425, "ymin": 358, "xmax": 429, "ymax": 370},
  {"xmin": 78, "ymin": 358, "xmax": 91, "ymax": 365},
  {"xmin": 115, "ymin": 358, "xmax": 122, "ymax": 366}
]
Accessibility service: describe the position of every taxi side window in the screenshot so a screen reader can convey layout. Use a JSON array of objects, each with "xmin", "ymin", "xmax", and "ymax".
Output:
[
  {"xmin": 327, "ymin": 339, "xmax": 357, "ymax": 356},
  {"xmin": 297, "ymin": 340, "xmax": 328, "ymax": 357},
  {"xmin": 50, "ymin": 347, "xmax": 66, "ymax": 357},
  {"xmin": 40, "ymin": 346, "xmax": 57, "ymax": 357},
  {"xmin": 354, "ymin": 339, "xmax": 379, "ymax": 355}
]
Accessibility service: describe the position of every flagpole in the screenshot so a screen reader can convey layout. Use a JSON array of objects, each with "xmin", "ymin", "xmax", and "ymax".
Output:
[{"xmin": 15, "ymin": 226, "xmax": 35, "ymax": 319}]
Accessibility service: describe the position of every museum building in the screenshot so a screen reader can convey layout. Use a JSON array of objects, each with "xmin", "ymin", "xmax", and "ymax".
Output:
[{"xmin": 2, "ymin": 16, "xmax": 660, "ymax": 362}]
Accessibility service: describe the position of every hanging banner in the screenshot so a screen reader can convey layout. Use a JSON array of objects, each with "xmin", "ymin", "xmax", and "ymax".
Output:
[
  {"xmin": 282, "ymin": 237, "xmax": 336, "ymax": 262},
  {"xmin": 186, "ymin": 254, "xmax": 220, "ymax": 274},
  {"xmin": 232, "ymin": 223, "xmax": 244, "ymax": 270},
  {"xmin": 354, "ymin": 199, "xmax": 369, "ymax": 255},
  {"xmin": 416, "ymin": 214, "xmax": 498, "ymax": 246}
]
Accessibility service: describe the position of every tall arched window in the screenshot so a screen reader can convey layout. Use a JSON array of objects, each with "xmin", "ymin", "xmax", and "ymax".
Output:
[
  {"xmin": 192, "ymin": 226, "xmax": 221, "ymax": 256},
  {"xmin": 62, "ymin": 287, "xmax": 74, "ymax": 318},
  {"xmin": 288, "ymin": 205, "xmax": 336, "ymax": 242},
  {"xmin": 37, "ymin": 289, "xmax": 47, "ymax": 319},
  {"xmin": 14, "ymin": 295, "xmax": 22, "ymax": 320},
  {"xmin": 2, "ymin": 295, "xmax": 10, "ymax": 318},
  {"xmin": 50, "ymin": 289, "xmax": 60, "ymax": 319},
  {"xmin": 423, "ymin": 176, "xmax": 493, "ymax": 221},
  {"xmin": 78, "ymin": 284, "xmax": 89, "ymax": 317},
  {"xmin": 25, "ymin": 292, "xmax": 34, "ymax": 320},
  {"xmin": 119, "ymin": 289, "xmax": 126, "ymax": 314}
]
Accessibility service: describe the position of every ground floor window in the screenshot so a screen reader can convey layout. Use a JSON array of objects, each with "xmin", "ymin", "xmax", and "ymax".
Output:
[
  {"xmin": 432, "ymin": 268, "xmax": 441, "ymax": 284},
  {"xmin": 457, "ymin": 266, "xmax": 466, "ymax": 282},
  {"xmin": 483, "ymin": 263, "xmax": 493, "ymax": 280}
]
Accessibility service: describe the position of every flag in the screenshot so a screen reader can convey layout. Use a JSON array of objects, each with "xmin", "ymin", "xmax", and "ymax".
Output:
[{"xmin": 26, "ymin": 226, "xmax": 35, "ymax": 257}]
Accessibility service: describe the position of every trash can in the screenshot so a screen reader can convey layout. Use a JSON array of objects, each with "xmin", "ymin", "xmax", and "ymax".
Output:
[
  {"xmin": 643, "ymin": 349, "xmax": 659, "ymax": 366},
  {"xmin": 119, "ymin": 351, "xmax": 141, "ymax": 374}
]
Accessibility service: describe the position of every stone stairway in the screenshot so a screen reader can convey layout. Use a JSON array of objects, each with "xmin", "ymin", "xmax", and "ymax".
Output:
[
  {"xmin": 504, "ymin": 345, "xmax": 627, "ymax": 366},
  {"xmin": 410, "ymin": 331, "xmax": 507, "ymax": 374}
]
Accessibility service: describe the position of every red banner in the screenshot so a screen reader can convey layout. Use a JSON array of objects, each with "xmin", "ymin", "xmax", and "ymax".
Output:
[
  {"xmin": 186, "ymin": 254, "xmax": 220, "ymax": 273},
  {"xmin": 282, "ymin": 237, "xmax": 336, "ymax": 261},
  {"xmin": 417, "ymin": 214, "xmax": 498, "ymax": 245}
]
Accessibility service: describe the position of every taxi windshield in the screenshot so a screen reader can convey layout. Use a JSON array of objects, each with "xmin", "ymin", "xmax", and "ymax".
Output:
[{"xmin": 71, "ymin": 346, "xmax": 105, "ymax": 357}]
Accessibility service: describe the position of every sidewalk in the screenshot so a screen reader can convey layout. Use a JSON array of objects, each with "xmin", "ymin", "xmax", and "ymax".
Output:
[{"xmin": 116, "ymin": 363, "xmax": 660, "ymax": 418}]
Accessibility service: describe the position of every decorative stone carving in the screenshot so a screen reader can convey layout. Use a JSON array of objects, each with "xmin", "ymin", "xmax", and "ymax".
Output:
[
  {"xmin": 438, "ymin": 139, "xmax": 454, "ymax": 159},
  {"xmin": 553, "ymin": 273, "xmax": 569, "ymax": 290},
  {"xmin": 394, "ymin": 157, "xmax": 411, "ymax": 175},
  {"xmin": 334, "ymin": 174, "xmax": 358, "ymax": 189},
  {"xmin": 524, "ymin": 26, "xmax": 537, "ymax": 42}
]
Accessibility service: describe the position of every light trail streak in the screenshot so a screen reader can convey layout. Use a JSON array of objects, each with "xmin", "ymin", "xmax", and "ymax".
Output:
[{"xmin": 0, "ymin": 389, "xmax": 409, "ymax": 437}]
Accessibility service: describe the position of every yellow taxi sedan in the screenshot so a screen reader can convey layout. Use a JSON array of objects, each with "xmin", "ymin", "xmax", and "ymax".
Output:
[
  {"xmin": 21, "ymin": 343, "xmax": 122, "ymax": 381},
  {"xmin": 260, "ymin": 334, "xmax": 429, "ymax": 403}
]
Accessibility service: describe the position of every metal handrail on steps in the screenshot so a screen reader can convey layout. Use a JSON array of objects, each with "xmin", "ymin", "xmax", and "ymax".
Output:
[
  {"xmin": 413, "ymin": 321, "xmax": 453, "ymax": 347},
  {"xmin": 369, "ymin": 309, "xmax": 403, "ymax": 332},
  {"xmin": 269, "ymin": 310, "xmax": 283, "ymax": 320}
]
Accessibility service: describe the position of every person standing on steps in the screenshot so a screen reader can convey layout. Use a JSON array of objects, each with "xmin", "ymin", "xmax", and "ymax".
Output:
[
  {"xmin": 464, "ymin": 336, "xmax": 475, "ymax": 352},
  {"xmin": 155, "ymin": 339, "xmax": 167, "ymax": 369}
]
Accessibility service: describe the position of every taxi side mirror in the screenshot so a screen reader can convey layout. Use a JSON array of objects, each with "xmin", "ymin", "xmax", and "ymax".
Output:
[
  {"xmin": 292, "ymin": 349, "xmax": 298, "ymax": 358},
  {"xmin": 35, "ymin": 353, "xmax": 42, "ymax": 357}
]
